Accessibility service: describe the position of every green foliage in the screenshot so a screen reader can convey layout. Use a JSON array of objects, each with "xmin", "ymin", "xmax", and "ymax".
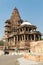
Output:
[
  {"xmin": 41, "ymin": 38, "xmax": 43, "ymax": 40},
  {"xmin": 0, "ymin": 40, "xmax": 4, "ymax": 46}
]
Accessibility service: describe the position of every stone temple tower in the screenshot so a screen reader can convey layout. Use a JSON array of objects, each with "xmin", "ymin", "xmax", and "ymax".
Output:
[
  {"xmin": 5, "ymin": 7, "xmax": 41, "ymax": 50},
  {"xmin": 5, "ymin": 7, "xmax": 23, "ymax": 49},
  {"xmin": 10, "ymin": 7, "xmax": 23, "ymax": 33}
]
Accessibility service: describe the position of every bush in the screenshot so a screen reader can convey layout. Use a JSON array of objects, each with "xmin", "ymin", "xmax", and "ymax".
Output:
[{"xmin": 0, "ymin": 41, "xmax": 4, "ymax": 46}]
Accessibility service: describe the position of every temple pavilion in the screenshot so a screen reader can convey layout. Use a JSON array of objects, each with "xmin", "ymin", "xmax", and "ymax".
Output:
[{"xmin": 5, "ymin": 7, "xmax": 41, "ymax": 50}]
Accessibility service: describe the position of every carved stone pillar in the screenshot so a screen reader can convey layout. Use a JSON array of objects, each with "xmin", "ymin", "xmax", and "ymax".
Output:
[
  {"xmin": 34, "ymin": 34, "xmax": 36, "ymax": 41},
  {"xmin": 14, "ymin": 36, "xmax": 15, "ymax": 45},
  {"xmin": 27, "ymin": 35, "xmax": 28, "ymax": 40},
  {"xmin": 17, "ymin": 36, "xmax": 18, "ymax": 41},
  {"xmin": 22, "ymin": 35, "xmax": 23, "ymax": 41},
  {"xmin": 38, "ymin": 35, "xmax": 40, "ymax": 40},
  {"xmin": 19, "ymin": 29, "xmax": 20, "ymax": 32},
  {"xmin": 24, "ymin": 35, "xmax": 25, "ymax": 41},
  {"xmin": 30, "ymin": 35, "xmax": 32, "ymax": 41},
  {"xmin": 24, "ymin": 27, "xmax": 26, "ymax": 32},
  {"xmin": 14, "ymin": 36, "xmax": 15, "ymax": 41}
]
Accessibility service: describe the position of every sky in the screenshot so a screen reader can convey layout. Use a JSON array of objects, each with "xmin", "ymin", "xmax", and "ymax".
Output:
[{"xmin": 0, "ymin": 0, "xmax": 43, "ymax": 38}]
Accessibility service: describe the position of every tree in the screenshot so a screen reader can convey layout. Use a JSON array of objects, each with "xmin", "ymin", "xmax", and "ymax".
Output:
[{"xmin": 0, "ymin": 40, "xmax": 4, "ymax": 46}]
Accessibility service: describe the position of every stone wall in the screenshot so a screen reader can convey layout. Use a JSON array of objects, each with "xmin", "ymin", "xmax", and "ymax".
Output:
[
  {"xmin": 30, "ymin": 41, "xmax": 43, "ymax": 54},
  {"xmin": 24, "ymin": 53, "xmax": 43, "ymax": 62}
]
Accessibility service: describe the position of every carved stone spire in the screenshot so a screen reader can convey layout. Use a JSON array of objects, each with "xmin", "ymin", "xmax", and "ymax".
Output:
[
  {"xmin": 10, "ymin": 7, "xmax": 22, "ymax": 32},
  {"xmin": 10, "ymin": 7, "xmax": 21, "ymax": 25}
]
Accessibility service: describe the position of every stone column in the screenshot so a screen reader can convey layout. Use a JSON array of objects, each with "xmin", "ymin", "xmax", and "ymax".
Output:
[
  {"xmin": 19, "ymin": 29, "xmax": 20, "ymax": 32},
  {"xmin": 17, "ymin": 36, "xmax": 18, "ymax": 41},
  {"xmin": 14, "ymin": 37, "xmax": 15, "ymax": 41},
  {"xmin": 30, "ymin": 35, "xmax": 32, "ymax": 41},
  {"xmin": 24, "ymin": 27, "xmax": 26, "ymax": 32},
  {"xmin": 38, "ymin": 35, "xmax": 40, "ymax": 40},
  {"xmin": 27, "ymin": 35, "xmax": 28, "ymax": 40},
  {"xmin": 28, "ymin": 35, "xmax": 29, "ymax": 40},
  {"xmin": 24, "ymin": 35, "xmax": 25, "ymax": 41},
  {"xmin": 34, "ymin": 34, "xmax": 36, "ymax": 41},
  {"xmin": 22, "ymin": 35, "xmax": 23, "ymax": 41},
  {"xmin": 14, "ymin": 36, "xmax": 15, "ymax": 45}
]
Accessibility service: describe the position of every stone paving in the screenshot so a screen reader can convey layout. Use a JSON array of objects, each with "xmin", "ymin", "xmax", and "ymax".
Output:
[
  {"xmin": 0, "ymin": 55, "xmax": 21, "ymax": 65},
  {"xmin": 0, "ymin": 52, "xmax": 43, "ymax": 65},
  {"xmin": 18, "ymin": 57, "xmax": 43, "ymax": 65}
]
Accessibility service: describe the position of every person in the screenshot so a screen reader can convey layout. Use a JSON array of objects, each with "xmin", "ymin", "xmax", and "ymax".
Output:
[
  {"xmin": 29, "ymin": 49, "xmax": 30, "ymax": 53},
  {"xmin": 4, "ymin": 47, "xmax": 9, "ymax": 54},
  {"xmin": 15, "ymin": 47, "xmax": 18, "ymax": 52}
]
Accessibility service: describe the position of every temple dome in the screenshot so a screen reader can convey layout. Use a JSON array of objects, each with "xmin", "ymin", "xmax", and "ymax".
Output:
[{"xmin": 21, "ymin": 21, "xmax": 31, "ymax": 26}]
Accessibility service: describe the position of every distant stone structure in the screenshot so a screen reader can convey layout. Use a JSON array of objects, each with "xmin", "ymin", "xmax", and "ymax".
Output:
[{"xmin": 4, "ymin": 7, "xmax": 41, "ymax": 51}]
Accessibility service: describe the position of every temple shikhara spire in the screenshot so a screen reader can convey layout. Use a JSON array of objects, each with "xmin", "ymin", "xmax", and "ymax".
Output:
[
  {"xmin": 11, "ymin": 7, "xmax": 21, "ymax": 25},
  {"xmin": 4, "ymin": 7, "xmax": 42, "ymax": 51}
]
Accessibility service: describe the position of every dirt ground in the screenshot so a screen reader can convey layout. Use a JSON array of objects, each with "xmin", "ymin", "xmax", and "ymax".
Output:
[{"xmin": 0, "ymin": 55, "xmax": 22, "ymax": 65}]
